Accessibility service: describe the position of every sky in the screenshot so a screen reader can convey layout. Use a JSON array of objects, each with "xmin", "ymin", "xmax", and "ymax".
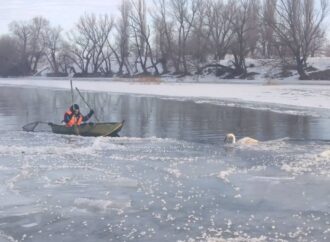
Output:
[
  {"xmin": 0, "ymin": 0, "xmax": 124, "ymax": 34},
  {"xmin": 0, "ymin": 0, "xmax": 329, "ymax": 36}
]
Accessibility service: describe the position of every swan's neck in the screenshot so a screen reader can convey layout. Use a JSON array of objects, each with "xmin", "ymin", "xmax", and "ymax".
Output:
[{"xmin": 231, "ymin": 135, "xmax": 236, "ymax": 143}]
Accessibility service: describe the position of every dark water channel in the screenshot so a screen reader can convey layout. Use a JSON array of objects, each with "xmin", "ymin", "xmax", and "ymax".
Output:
[{"xmin": 0, "ymin": 86, "xmax": 330, "ymax": 143}]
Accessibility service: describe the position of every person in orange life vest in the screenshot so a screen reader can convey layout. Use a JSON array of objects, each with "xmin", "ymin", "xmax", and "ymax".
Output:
[{"xmin": 64, "ymin": 104, "xmax": 94, "ymax": 127}]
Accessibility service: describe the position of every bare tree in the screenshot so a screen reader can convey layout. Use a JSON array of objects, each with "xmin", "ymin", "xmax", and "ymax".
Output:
[
  {"xmin": 264, "ymin": 0, "xmax": 329, "ymax": 80},
  {"xmin": 230, "ymin": 0, "xmax": 259, "ymax": 75},
  {"xmin": 9, "ymin": 21, "xmax": 31, "ymax": 74},
  {"xmin": 130, "ymin": 0, "xmax": 159, "ymax": 75},
  {"xmin": 9, "ymin": 17, "xmax": 49, "ymax": 75},
  {"xmin": 259, "ymin": 0, "xmax": 277, "ymax": 58},
  {"xmin": 89, "ymin": 14, "xmax": 114, "ymax": 74},
  {"xmin": 58, "ymin": 41, "xmax": 75, "ymax": 74},
  {"xmin": 0, "ymin": 35, "xmax": 20, "ymax": 76},
  {"xmin": 6, "ymin": 0, "xmax": 328, "ymax": 80},
  {"xmin": 205, "ymin": 0, "xmax": 235, "ymax": 61},
  {"xmin": 189, "ymin": 0, "xmax": 209, "ymax": 64},
  {"xmin": 130, "ymin": 0, "xmax": 149, "ymax": 74},
  {"xmin": 100, "ymin": 41, "xmax": 114, "ymax": 76},
  {"xmin": 68, "ymin": 13, "xmax": 114, "ymax": 75},
  {"xmin": 29, "ymin": 17, "xmax": 50, "ymax": 73},
  {"xmin": 44, "ymin": 26, "xmax": 63, "ymax": 73},
  {"xmin": 152, "ymin": 0, "xmax": 176, "ymax": 74},
  {"xmin": 170, "ymin": 0, "xmax": 199, "ymax": 75},
  {"xmin": 153, "ymin": 16, "xmax": 167, "ymax": 73},
  {"xmin": 68, "ymin": 28, "xmax": 93, "ymax": 74},
  {"xmin": 310, "ymin": 28, "xmax": 326, "ymax": 57},
  {"xmin": 111, "ymin": 0, "xmax": 132, "ymax": 76},
  {"xmin": 246, "ymin": 0, "xmax": 260, "ymax": 57}
]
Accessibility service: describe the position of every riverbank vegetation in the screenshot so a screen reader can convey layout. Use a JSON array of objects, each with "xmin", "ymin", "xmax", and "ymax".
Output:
[{"xmin": 0, "ymin": 0, "xmax": 329, "ymax": 80}]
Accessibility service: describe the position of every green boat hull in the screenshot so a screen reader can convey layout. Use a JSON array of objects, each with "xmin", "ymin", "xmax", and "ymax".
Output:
[{"xmin": 48, "ymin": 121, "xmax": 124, "ymax": 137}]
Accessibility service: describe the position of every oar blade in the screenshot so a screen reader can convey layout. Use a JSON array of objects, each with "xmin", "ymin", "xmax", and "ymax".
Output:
[{"xmin": 22, "ymin": 122, "xmax": 39, "ymax": 132}]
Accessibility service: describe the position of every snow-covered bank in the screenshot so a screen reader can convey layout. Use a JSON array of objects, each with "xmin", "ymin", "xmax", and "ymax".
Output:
[{"xmin": 1, "ymin": 78, "xmax": 330, "ymax": 116}]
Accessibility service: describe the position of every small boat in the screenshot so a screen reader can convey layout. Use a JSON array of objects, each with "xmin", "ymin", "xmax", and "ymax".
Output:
[{"xmin": 48, "ymin": 121, "xmax": 124, "ymax": 137}]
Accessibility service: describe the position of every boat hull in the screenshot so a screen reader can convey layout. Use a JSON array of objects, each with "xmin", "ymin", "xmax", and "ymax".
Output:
[{"xmin": 48, "ymin": 121, "xmax": 124, "ymax": 137}]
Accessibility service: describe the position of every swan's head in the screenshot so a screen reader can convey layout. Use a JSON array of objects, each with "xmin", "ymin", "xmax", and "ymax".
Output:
[{"xmin": 224, "ymin": 133, "xmax": 236, "ymax": 144}]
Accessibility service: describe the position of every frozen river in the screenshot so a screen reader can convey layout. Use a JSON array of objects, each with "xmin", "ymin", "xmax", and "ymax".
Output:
[{"xmin": 0, "ymin": 86, "xmax": 330, "ymax": 241}]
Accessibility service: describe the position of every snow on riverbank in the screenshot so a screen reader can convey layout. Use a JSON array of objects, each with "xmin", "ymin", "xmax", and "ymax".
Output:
[{"xmin": 0, "ymin": 78, "xmax": 330, "ymax": 116}]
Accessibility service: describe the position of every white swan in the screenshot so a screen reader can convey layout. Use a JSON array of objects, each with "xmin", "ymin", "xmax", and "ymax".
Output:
[{"xmin": 224, "ymin": 133, "xmax": 259, "ymax": 145}]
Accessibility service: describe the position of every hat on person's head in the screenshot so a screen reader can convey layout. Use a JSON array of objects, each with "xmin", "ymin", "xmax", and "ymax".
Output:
[{"xmin": 72, "ymin": 104, "xmax": 80, "ymax": 110}]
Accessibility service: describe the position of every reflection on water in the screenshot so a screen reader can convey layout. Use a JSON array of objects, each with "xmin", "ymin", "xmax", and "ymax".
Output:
[{"xmin": 0, "ymin": 86, "xmax": 330, "ymax": 143}]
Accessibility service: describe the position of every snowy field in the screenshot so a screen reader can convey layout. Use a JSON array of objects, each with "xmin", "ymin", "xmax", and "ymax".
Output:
[{"xmin": 0, "ymin": 81, "xmax": 329, "ymax": 241}]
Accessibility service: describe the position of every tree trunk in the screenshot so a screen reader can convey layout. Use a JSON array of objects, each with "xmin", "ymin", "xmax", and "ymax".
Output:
[{"xmin": 296, "ymin": 61, "xmax": 310, "ymax": 80}]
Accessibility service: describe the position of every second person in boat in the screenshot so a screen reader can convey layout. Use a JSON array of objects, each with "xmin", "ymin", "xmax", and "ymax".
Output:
[{"xmin": 64, "ymin": 104, "xmax": 94, "ymax": 127}]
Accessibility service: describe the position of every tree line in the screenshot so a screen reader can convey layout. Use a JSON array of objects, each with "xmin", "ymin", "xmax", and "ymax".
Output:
[{"xmin": 0, "ymin": 0, "xmax": 328, "ymax": 80}]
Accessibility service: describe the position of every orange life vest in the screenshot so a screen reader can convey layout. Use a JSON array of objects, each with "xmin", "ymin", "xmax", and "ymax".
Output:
[{"xmin": 65, "ymin": 109, "xmax": 83, "ymax": 127}]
